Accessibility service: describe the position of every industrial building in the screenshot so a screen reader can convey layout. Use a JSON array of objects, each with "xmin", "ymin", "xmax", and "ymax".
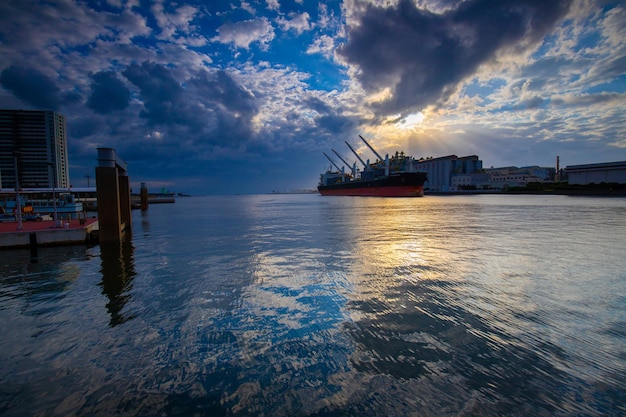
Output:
[
  {"xmin": 0, "ymin": 109, "xmax": 70, "ymax": 189},
  {"xmin": 413, "ymin": 155, "xmax": 483, "ymax": 192},
  {"xmin": 565, "ymin": 161, "xmax": 626, "ymax": 185},
  {"xmin": 481, "ymin": 166, "xmax": 556, "ymax": 189}
]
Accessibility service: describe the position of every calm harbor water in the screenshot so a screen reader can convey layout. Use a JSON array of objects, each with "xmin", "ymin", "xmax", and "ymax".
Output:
[{"xmin": 1, "ymin": 194, "xmax": 625, "ymax": 416}]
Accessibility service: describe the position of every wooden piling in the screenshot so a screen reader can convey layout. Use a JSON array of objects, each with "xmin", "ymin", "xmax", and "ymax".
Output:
[{"xmin": 29, "ymin": 232, "xmax": 37, "ymax": 257}]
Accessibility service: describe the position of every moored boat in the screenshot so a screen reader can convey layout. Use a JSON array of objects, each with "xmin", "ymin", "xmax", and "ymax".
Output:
[
  {"xmin": 0, "ymin": 191, "xmax": 83, "ymax": 219},
  {"xmin": 318, "ymin": 135, "xmax": 427, "ymax": 197},
  {"xmin": 318, "ymin": 171, "xmax": 427, "ymax": 197}
]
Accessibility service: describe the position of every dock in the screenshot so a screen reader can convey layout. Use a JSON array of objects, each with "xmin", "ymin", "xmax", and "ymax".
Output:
[{"xmin": 0, "ymin": 218, "xmax": 99, "ymax": 249}]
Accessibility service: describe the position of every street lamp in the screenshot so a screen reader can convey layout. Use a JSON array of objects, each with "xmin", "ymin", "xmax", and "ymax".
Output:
[
  {"xmin": 47, "ymin": 162, "xmax": 60, "ymax": 227},
  {"xmin": 85, "ymin": 174, "xmax": 91, "ymax": 187},
  {"xmin": 13, "ymin": 151, "xmax": 23, "ymax": 231}
]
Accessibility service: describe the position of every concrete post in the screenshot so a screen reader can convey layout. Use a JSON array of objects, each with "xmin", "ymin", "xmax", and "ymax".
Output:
[
  {"xmin": 96, "ymin": 148, "xmax": 131, "ymax": 242},
  {"xmin": 140, "ymin": 182, "xmax": 148, "ymax": 211},
  {"xmin": 96, "ymin": 166, "xmax": 121, "ymax": 242}
]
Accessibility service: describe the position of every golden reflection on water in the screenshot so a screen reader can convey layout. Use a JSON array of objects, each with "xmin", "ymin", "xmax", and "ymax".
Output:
[{"xmin": 339, "ymin": 198, "xmax": 449, "ymax": 289}]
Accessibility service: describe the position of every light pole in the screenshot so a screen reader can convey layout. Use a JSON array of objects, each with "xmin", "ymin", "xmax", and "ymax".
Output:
[
  {"xmin": 48, "ymin": 162, "xmax": 60, "ymax": 227},
  {"xmin": 85, "ymin": 174, "xmax": 91, "ymax": 187},
  {"xmin": 13, "ymin": 152, "xmax": 23, "ymax": 231}
]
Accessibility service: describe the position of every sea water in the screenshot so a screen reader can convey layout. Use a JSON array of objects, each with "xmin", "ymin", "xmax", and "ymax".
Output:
[{"xmin": 0, "ymin": 194, "xmax": 624, "ymax": 416}]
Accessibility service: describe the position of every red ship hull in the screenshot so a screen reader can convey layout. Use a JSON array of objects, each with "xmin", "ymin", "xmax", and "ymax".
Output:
[
  {"xmin": 318, "ymin": 185, "xmax": 424, "ymax": 197},
  {"xmin": 318, "ymin": 172, "xmax": 427, "ymax": 197}
]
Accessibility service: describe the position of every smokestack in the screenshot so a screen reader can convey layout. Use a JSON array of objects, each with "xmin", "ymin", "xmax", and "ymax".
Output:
[{"xmin": 556, "ymin": 156, "xmax": 560, "ymax": 181}]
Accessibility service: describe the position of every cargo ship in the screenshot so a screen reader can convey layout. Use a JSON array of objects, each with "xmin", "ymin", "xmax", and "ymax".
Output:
[{"xmin": 318, "ymin": 135, "xmax": 428, "ymax": 197}]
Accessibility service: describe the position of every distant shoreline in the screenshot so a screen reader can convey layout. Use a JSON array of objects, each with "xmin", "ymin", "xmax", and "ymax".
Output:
[
  {"xmin": 270, "ymin": 184, "xmax": 626, "ymax": 197},
  {"xmin": 426, "ymin": 184, "xmax": 626, "ymax": 197}
]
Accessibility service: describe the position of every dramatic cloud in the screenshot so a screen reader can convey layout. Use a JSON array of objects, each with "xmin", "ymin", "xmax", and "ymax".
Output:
[
  {"xmin": 0, "ymin": 66, "xmax": 62, "ymax": 109},
  {"xmin": 185, "ymin": 69, "xmax": 259, "ymax": 144},
  {"xmin": 122, "ymin": 62, "xmax": 187, "ymax": 125},
  {"xmin": 87, "ymin": 71, "xmax": 131, "ymax": 114},
  {"xmin": 0, "ymin": 0, "xmax": 624, "ymax": 194},
  {"xmin": 189, "ymin": 70, "xmax": 257, "ymax": 117},
  {"xmin": 338, "ymin": 0, "xmax": 573, "ymax": 115},
  {"xmin": 120, "ymin": 62, "xmax": 259, "ymax": 146}
]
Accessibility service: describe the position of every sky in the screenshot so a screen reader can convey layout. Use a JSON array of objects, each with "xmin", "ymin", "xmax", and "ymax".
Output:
[{"xmin": 0, "ymin": 0, "xmax": 624, "ymax": 194}]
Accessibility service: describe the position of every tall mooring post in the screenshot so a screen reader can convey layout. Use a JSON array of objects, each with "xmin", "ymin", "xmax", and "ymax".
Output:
[
  {"xmin": 140, "ymin": 182, "xmax": 148, "ymax": 211},
  {"xmin": 96, "ymin": 148, "xmax": 132, "ymax": 242}
]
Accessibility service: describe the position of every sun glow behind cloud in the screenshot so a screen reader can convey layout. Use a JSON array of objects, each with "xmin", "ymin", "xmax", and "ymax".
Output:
[{"xmin": 396, "ymin": 112, "xmax": 425, "ymax": 130}]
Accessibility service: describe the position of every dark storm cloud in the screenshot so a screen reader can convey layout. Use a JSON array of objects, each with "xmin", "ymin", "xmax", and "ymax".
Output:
[
  {"xmin": 122, "ymin": 62, "xmax": 186, "ymax": 125},
  {"xmin": 0, "ymin": 66, "xmax": 61, "ymax": 109},
  {"xmin": 186, "ymin": 69, "xmax": 259, "ymax": 143},
  {"xmin": 187, "ymin": 70, "xmax": 257, "ymax": 119},
  {"xmin": 69, "ymin": 115, "xmax": 104, "ymax": 139},
  {"xmin": 291, "ymin": 96, "xmax": 355, "ymax": 135},
  {"xmin": 338, "ymin": 0, "xmax": 572, "ymax": 115},
  {"xmin": 121, "ymin": 62, "xmax": 259, "ymax": 144},
  {"xmin": 303, "ymin": 97, "xmax": 357, "ymax": 134},
  {"xmin": 87, "ymin": 71, "xmax": 131, "ymax": 114},
  {"xmin": 304, "ymin": 97, "xmax": 333, "ymax": 114},
  {"xmin": 316, "ymin": 113, "xmax": 356, "ymax": 133}
]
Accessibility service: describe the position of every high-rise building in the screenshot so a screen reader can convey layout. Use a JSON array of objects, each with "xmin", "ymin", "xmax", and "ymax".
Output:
[{"xmin": 0, "ymin": 109, "xmax": 70, "ymax": 189}]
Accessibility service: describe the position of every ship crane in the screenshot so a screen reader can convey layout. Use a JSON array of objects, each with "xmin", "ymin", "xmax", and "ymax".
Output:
[
  {"xmin": 359, "ymin": 135, "xmax": 390, "ymax": 176},
  {"xmin": 331, "ymin": 149, "xmax": 356, "ymax": 177},
  {"xmin": 345, "ymin": 141, "xmax": 367, "ymax": 169},
  {"xmin": 359, "ymin": 135, "xmax": 384, "ymax": 162},
  {"xmin": 331, "ymin": 149, "xmax": 351, "ymax": 168},
  {"xmin": 322, "ymin": 152, "xmax": 344, "ymax": 173}
]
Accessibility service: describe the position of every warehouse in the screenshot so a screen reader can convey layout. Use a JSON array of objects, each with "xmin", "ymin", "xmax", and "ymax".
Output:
[{"xmin": 565, "ymin": 161, "xmax": 626, "ymax": 184}]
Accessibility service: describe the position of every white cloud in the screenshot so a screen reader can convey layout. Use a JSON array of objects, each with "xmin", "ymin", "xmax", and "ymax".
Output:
[
  {"xmin": 316, "ymin": 3, "xmax": 331, "ymax": 30},
  {"xmin": 151, "ymin": 1, "xmax": 201, "ymax": 40},
  {"xmin": 306, "ymin": 35, "xmax": 335, "ymax": 59},
  {"xmin": 609, "ymin": 139, "xmax": 626, "ymax": 149},
  {"xmin": 240, "ymin": 1, "xmax": 256, "ymax": 15},
  {"xmin": 266, "ymin": 0, "xmax": 280, "ymax": 12},
  {"xmin": 213, "ymin": 17, "xmax": 275, "ymax": 50},
  {"xmin": 276, "ymin": 12, "xmax": 311, "ymax": 35}
]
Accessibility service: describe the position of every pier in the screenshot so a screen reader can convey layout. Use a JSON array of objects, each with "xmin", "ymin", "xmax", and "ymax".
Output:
[
  {"xmin": 0, "ymin": 217, "xmax": 99, "ymax": 249},
  {"xmin": 0, "ymin": 147, "xmax": 136, "ymax": 249}
]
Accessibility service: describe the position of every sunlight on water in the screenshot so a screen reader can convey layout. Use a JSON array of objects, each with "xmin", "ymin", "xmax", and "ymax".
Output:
[{"xmin": 0, "ymin": 194, "xmax": 625, "ymax": 416}]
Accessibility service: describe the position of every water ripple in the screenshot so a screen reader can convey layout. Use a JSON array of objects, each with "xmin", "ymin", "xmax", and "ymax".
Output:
[{"xmin": 1, "ymin": 195, "xmax": 625, "ymax": 416}]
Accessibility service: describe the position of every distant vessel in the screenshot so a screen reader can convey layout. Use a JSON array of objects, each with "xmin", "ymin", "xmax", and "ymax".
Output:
[
  {"xmin": 0, "ymin": 191, "xmax": 84, "ymax": 218},
  {"xmin": 318, "ymin": 136, "xmax": 428, "ymax": 197}
]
